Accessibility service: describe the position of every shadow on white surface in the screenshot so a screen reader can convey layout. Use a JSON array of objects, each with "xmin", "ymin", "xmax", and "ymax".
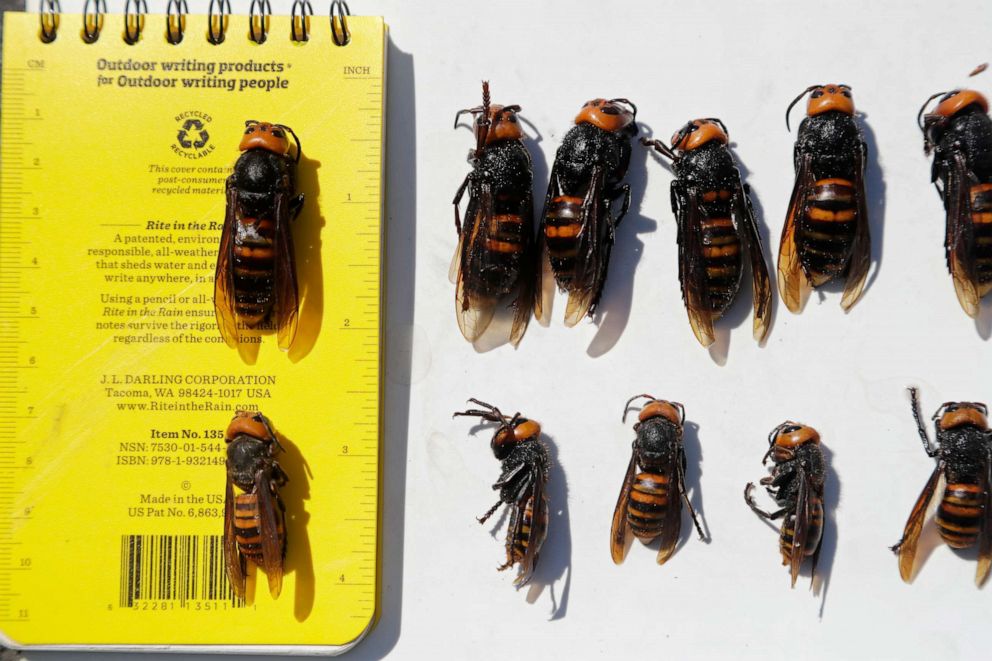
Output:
[
  {"xmin": 860, "ymin": 112, "xmax": 886, "ymax": 301},
  {"xmin": 531, "ymin": 116, "xmax": 554, "ymax": 331},
  {"xmin": 587, "ymin": 129, "xmax": 658, "ymax": 358},
  {"xmin": 975, "ymin": 298, "xmax": 992, "ymax": 339},
  {"xmin": 811, "ymin": 442, "xmax": 838, "ymax": 618},
  {"xmin": 276, "ymin": 432, "xmax": 315, "ymax": 622},
  {"xmin": 523, "ymin": 433, "xmax": 571, "ymax": 620},
  {"xmin": 679, "ymin": 420, "xmax": 711, "ymax": 548},
  {"xmin": 705, "ymin": 284, "xmax": 752, "ymax": 366},
  {"xmin": 287, "ymin": 150, "xmax": 326, "ymax": 363},
  {"xmin": 738, "ymin": 144, "xmax": 781, "ymax": 348},
  {"xmin": 349, "ymin": 39, "xmax": 418, "ymax": 661}
]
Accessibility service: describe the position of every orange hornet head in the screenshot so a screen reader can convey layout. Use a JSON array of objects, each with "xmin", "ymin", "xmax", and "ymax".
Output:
[
  {"xmin": 623, "ymin": 394, "xmax": 684, "ymax": 427},
  {"xmin": 765, "ymin": 421, "xmax": 820, "ymax": 463},
  {"xmin": 225, "ymin": 410, "xmax": 275, "ymax": 444},
  {"xmin": 455, "ymin": 82, "xmax": 525, "ymax": 155},
  {"xmin": 478, "ymin": 104, "xmax": 524, "ymax": 145},
  {"xmin": 806, "ymin": 84, "xmax": 855, "ymax": 117},
  {"xmin": 670, "ymin": 118, "xmax": 729, "ymax": 152},
  {"xmin": 490, "ymin": 417, "xmax": 540, "ymax": 452},
  {"xmin": 936, "ymin": 402, "xmax": 989, "ymax": 431},
  {"xmin": 453, "ymin": 399, "xmax": 540, "ymax": 460},
  {"xmin": 932, "ymin": 89, "xmax": 989, "ymax": 120},
  {"xmin": 785, "ymin": 84, "xmax": 855, "ymax": 131},
  {"xmin": 575, "ymin": 98, "xmax": 638, "ymax": 134},
  {"xmin": 918, "ymin": 89, "xmax": 990, "ymax": 153},
  {"xmin": 239, "ymin": 121, "xmax": 300, "ymax": 161}
]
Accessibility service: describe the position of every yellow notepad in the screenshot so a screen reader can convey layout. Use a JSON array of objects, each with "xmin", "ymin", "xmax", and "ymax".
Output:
[{"xmin": 0, "ymin": 10, "xmax": 386, "ymax": 654}]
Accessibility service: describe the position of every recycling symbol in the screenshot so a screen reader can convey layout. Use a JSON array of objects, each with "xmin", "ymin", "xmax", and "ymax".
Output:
[{"xmin": 176, "ymin": 119, "xmax": 210, "ymax": 149}]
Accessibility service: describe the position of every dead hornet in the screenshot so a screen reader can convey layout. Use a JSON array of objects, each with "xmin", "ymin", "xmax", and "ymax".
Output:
[
  {"xmin": 611, "ymin": 395, "xmax": 705, "ymax": 565},
  {"xmin": 223, "ymin": 410, "xmax": 288, "ymax": 598},
  {"xmin": 779, "ymin": 84, "xmax": 870, "ymax": 312},
  {"xmin": 215, "ymin": 121, "xmax": 303, "ymax": 350},
  {"xmin": 454, "ymin": 399, "xmax": 550, "ymax": 586},
  {"xmin": 642, "ymin": 119, "xmax": 771, "ymax": 346},
  {"xmin": 892, "ymin": 387, "xmax": 992, "ymax": 585},
  {"xmin": 918, "ymin": 89, "xmax": 992, "ymax": 316},
  {"xmin": 745, "ymin": 421, "xmax": 826, "ymax": 588},
  {"xmin": 538, "ymin": 98, "xmax": 638, "ymax": 326},
  {"xmin": 451, "ymin": 81, "xmax": 536, "ymax": 346}
]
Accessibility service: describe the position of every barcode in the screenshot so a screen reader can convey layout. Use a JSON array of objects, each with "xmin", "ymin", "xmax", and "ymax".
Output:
[{"xmin": 118, "ymin": 535, "xmax": 245, "ymax": 608}]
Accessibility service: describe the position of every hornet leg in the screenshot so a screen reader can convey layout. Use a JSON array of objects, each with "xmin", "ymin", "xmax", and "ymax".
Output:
[{"xmin": 477, "ymin": 500, "xmax": 503, "ymax": 524}]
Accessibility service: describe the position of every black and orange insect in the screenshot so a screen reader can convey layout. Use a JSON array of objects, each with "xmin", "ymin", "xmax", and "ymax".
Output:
[
  {"xmin": 642, "ymin": 119, "xmax": 771, "ymax": 346},
  {"xmin": 537, "ymin": 98, "xmax": 638, "ymax": 326},
  {"xmin": 223, "ymin": 410, "xmax": 288, "ymax": 599},
  {"xmin": 891, "ymin": 388, "xmax": 992, "ymax": 585},
  {"xmin": 611, "ymin": 395, "xmax": 704, "ymax": 565},
  {"xmin": 454, "ymin": 399, "xmax": 550, "ymax": 586},
  {"xmin": 918, "ymin": 88, "xmax": 992, "ymax": 317},
  {"xmin": 745, "ymin": 421, "xmax": 826, "ymax": 587},
  {"xmin": 451, "ymin": 82, "xmax": 535, "ymax": 346},
  {"xmin": 215, "ymin": 120, "xmax": 303, "ymax": 350},
  {"xmin": 778, "ymin": 84, "xmax": 870, "ymax": 313}
]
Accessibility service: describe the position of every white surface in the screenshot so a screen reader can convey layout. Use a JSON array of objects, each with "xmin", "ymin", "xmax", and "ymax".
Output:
[{"xmin": 17, "ymin": 0, "xmax": 992, "ymax": 659}]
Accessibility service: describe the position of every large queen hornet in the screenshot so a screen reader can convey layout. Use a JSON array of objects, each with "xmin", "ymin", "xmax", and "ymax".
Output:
[
  {"xmin": 223, "ymin": 410, "xmax": 289, "ymax": 599},
  {"xmin": 892, "ymin": 387, "xmax": 992, "ymax": 585},
  {"xmin": 778, "ymin": 84, "xmax": 871, "ymax": 313},
  {"xmin": 538, "ymin": 98, "xmax": 638, "ymax": 326},
  {"xmin": 745, "ymin": 421, "xmax": 826, "ymax": 588},
  {"xmin": 451, "ymin": 82, "xmax": 536, "ymax": 346},
  {"xmin": 917, "ymin": 88, "xmax": 992, "ymax": 317},
  {"xmin": 214, "ymin": 121, "xmax": 304, "ymax": 351},
  {"xmin": 642, "ymin": 119, "xmax": 771, "ymax": 346},
  {"xmin": 454, "ymin": 399, "xmax": 550, "ymax": 586}
]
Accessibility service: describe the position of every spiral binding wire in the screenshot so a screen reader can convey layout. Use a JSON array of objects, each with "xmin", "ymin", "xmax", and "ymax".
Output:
[
  {"xmin": 249, "ymin": 0, "xmax": 272, "ymax": 44},
  {"xmin": 81, "ymin": 0, "xmax": 107, "ymax": 43},
  {"xmin": 39, "ymin": 0, "xmax": 60, "ymax": 42},
  {"xmin": 290, "ymin": 0, "xmax": 313, "ymax": 43},
  {"xmin": 123, "ymin": 0, "xmax": 148, "ymax": 44},
  {"xmin": 330, "ymin": 0, "xmax": 350, "ymax": 46},
  {"xmin": 207, "ymin": 0, "xmax": 232, "ymax": 44},
  {"xmin": 165, "ymin": 0, "xmax": 188, "ymax": 44},
  {"xmin": 33, "ymin": 0, "xmax": 360, "ymax": 45}
]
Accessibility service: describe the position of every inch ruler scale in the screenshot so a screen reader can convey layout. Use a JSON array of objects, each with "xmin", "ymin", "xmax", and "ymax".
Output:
[
  {"xmin": 0, "ymin": 13, "xmax": 386, "ymax": 652},
  {"xmin": 331, "ymin": 61, "xmax": 385, "ymax": 619}
]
